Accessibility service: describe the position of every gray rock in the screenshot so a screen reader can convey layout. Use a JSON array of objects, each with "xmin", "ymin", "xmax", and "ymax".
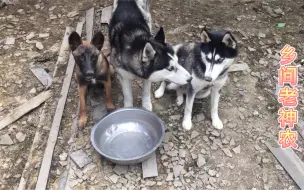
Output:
[
  {"xmin": 208, "ymin": 170, "xmax": 217, "ymax": 177},
  {"xmin": 67, "ymin": 11, "xmax": 79, "ymax": 18},
  {"xmin": 232, "ymin": 145, "xmax": 241, "ymax": 154},
  {"xmin": 145, "ymin": 180, "xmax": 156, "ymax": 186},
  {"xmin": 26, "ymin": 32, "xmax": 35, "ymax": 40},
  {"xmin": 113, "ymin": 165, "xmax": 128, "ymax": 175},
  {"xmin": 36, "ymin": 42, "xmax": 44, "ymax": 50},
  {"xmin": 230, "ymin": 138, "xmax": 236, "ymax": 146},
  {"xmin": 197, "ymin": 154, "xmax": 206, "ymax": 167},
  {"xmin": 191, "ymin": 130, "xmax": 199, "ymax": 139},
  {"xmin": 29, "ymin": 88, "xmax": 36, "ymax": 94},
  {"xmin": 274, "ymin": 8, "xmax": 283, "ymax": 14},
  {"xmin": 59, "ymin": 152, "xmax": 68, "ymax": 161},
  {"xmin": 109, "ymin": 174, "xmax": 119, "ymax": 183},
  {"xmin": 70, "ymin": 150, "xmax": 92, "ymax": 168},
  {"xmin": 173, "ymin": 165, "xmax": 183, "ymax": 177},
  {"xmin": 179, "ymin": 149, "xmax": 186, "ymax": 158},
  {"xmin": 222, "ymin": 148, "xmax": 233, "ymax": 158},
  {"xmin": 0, "ymin": 134, "xmax": 14, "ymax": 145},
  {"xmin": 195, "ymin": 113, "xmax": 205, "ymax": 122},
  {"xmin": 211, "ymin": 130, "xmax": 220, "ymax": 137},
  {"xmin": 166, "ymin": 173, "xmax": 174, "ymax": 181},
  {"xmin": 38, "ymin": 33, "xmax": 49, "ymax": 38},
  {"xmin": 5, "ymin": 37, "xmax": 15, "ymax": 45},
  {"xmin": 170, "ymin": 114, "xmax": 181, "ymax": 120},
  {"xmin": 15, "ymin": 132, "xmax": 26, "ymax": 142}
]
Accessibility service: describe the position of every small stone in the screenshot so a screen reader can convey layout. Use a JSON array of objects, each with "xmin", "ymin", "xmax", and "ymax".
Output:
[
  {"xmin": 179, "ymin": 149, "xmax": 186, "ymax": 158},
  {"xmin": 36, "ymin": 42, "xmax": 44, "ymax": 50},
  {"xmin": 173, "ymin": 165, "xmax": 183, "ymax": 177},
  {"xmin": 191, "ymin": 130, "xmax": 199, "ymax": 139},
  {"xmin": 39, "ymin": 33, "xmax": 49, "ymax": 38},
  {"xmin": 69, "ymin": 179, "xmax": 78, "ymax": 187},
  {"xmin": 16, "ymin": 132, "xmax": 26, "ymax": 142},
  {"xmin": 70, "ymin": 150, "xmax": 92, "ymax": 168},
  {"xmin": 238, "ymin": 107, "xmax": 246, "ymax": 112},
  {"xmin": 5, "ymin": 37, "xmax": 15, "ymax": 45},
  {"xmin": 211, "ymin": 130, "xmax": 220, "ymax": 137},
  {"xmin": 67, "ymin": 11, "xmax": 79, "ymax": 18},
  {"xmin": 109, "ymin": 174, "xmax": 119, "ymax": 183},
  {"xmin": 208, "ymin": 169, "xmax": 217, "ymax": 177},
  {"xmin": 253, "ymin": 110, "xmax": 259, "ymax": 116},
  {"xmin": 146, "ymin": 180, "xmax": 156, "ymax": 186},
  {"xmin": 258, "ymin": 33, "xmax": 266, "ymax": 38},
  {"xmin": 191, "ymin": 153, "xmax": 198, "ymax": 160},
  {"xmin": 275, "ymin": 165, "xmax": 283, "ymax": 170},
  {"xmin": 248, "ymin": 47, "xmax": 256, "ymax": 52},
  {"xmin": 0, "ymin": 134, "xmax": 14, "ymax": 145},
  {"xmin": 166, "ymin": 173, "xmax": 174, "ymax": 181},
  {"xmin": 26, "ymin": 32, "xmax": 35, "ymax": 40},
  {"xmin": 262, "ymin": 158, "xmax": 270, "ymax": 163},
  {"xmin": 59, "ymin": 161, "xmax": 67, "ymax": 166},
  {"xmin": 59, "ymin": 152, "xmax": 68, "ymax": 161},
  {"xmin": 230, "ymin": 138, "xmax": 236, "ymax": 146},
  {"xmin": 170, "ymin": 114, "xmax": 181, "ymax": 120},
  {"xmin": 222, "ymin": 148, "xmax": 233, "ymax": 158},
  {"xmin": 195, "ymin": 113, "xmax": 205, "ymax": 122},
  {"xmin": 232, "ymin": 145, "xmax": 241, "ymax": 154},
  {"xmin": 113, "ymin": 165, "xmax": 128, "ymax": 175},
  {"xmin": 197, "ymin": 154, "xmax": 206, "ymax": 167},
  {"xmin": 274, "ymin": 8, "xmax": 283, "ymax": 14},
  {"xmin": 29, "ymin": 88, "xmax": 37, "ymax": 94}
]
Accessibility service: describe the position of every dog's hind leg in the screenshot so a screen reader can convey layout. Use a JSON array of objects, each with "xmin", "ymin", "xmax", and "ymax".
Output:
[
  {"xmin": 78, "ymin": 84, "xmax": 88, "ymax": 130},
  {"xmin": 119, "ymin": 76, "xmax": 133, "ymax": 107},
  {"xmin": 154, "ymin": 81, "xmax": 166, "ymax": 98},
  {"xmin": 182, "ymin": 85, "xmax": 196, "ymax": 130},
  {"xmin": 142, "ymin": 80, "xmax": 152, "ymax": 111},
  {"xmin": 176, "ymin": 88, "xmax": 184, "ymax": 106}
]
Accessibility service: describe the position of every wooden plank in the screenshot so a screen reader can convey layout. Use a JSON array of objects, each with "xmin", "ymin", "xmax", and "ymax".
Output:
[
  {"xmin": 86, "ymin": 7, "xmax": 94, "ymax": 41},
  {"xmin": 52, "ymin": 27, "xmax": 73, "ymax": 78},
  {"xmin": 0, "ymin": 90, "xmax": 52, "ymax": 131},
  {"xmin": 100, "ymin": 6, "xmax": 112, "ymax": 24},
  {"xmin": 142, "ymin": 152, "xmax": 158, "ymax": 178},
  {"xmin": 266, "ymin": 142, "xmax": 304, "ymax": 189},
  {"xmin": 298, "ymin": 120, "xmax": 304, "ymax": 139},
  {"xmin": 35, "ymin": 21, "xmax": 84, "ymax": 190}
]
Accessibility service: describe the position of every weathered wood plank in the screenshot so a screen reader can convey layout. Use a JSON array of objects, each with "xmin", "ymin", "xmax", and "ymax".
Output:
[
  {"xmin": 86, "ymin": 7, "xmax": 94, "ymax": 41},
  {"xmin": 100, "ymin": 6, "xmax": 112, "ymax": 24},
  {"xmin": 142, "ymin": 152, "xmax": 158, "ymax": 178},
  {"xmin": 35, "ymin": 21, "xmax": 84, "ymax": 190},
  {"xmin": 0, "ymin": 90, "xmax": 52, "ymax": 131}
]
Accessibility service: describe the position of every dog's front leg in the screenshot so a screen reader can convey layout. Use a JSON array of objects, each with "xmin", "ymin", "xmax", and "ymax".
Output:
[
  {"xmin": 142, "ymin": 80, "xmax": 152, "ymax": 111},
  {"xmin": 210, "ymin": 88, "xmax": 223, "ymax": 130},
  {"xmin": 103, "ymin": 73, "xmax": 116, "ymax": 112},
  {"xmin": 119, "ymin": 77, "xmax": 133, "ymax": 107},
  {"xmin": 78, "ymin": 84, "xmax": 88, "ymax": 130},
  {"xmin": 182, "ymin": 85, "xmax": 196, "ymax": 130}
]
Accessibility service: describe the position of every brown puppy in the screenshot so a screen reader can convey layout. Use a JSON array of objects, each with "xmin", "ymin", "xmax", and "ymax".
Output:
[{"xmin": 69, "ymin": 31, "xmax": 115, "ymax": 129}]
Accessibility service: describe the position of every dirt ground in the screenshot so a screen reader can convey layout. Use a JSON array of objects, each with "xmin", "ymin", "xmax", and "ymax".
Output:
[{"xmin": 0, "ymin": 0, "xmax": 304, "ymax": 189}]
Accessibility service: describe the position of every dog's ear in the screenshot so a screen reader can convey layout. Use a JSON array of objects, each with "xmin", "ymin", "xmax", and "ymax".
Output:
[
  {"xmin": 142, "ymin": 43, "xmax": 156, "ymax": 62},
  {"xmin": 91, "ymin": 32, "xmax": 104, "ymax": 50},
  {"xmin": 200, "ymin": 29, "xmax": 211, "ymax": 43},
  {"xmin": 222, "ymin": 32, "xmax": 237, "ymax": 49},
  {"xmin": 69, "ymin": 31, "xmax": 82, "ymax": 51},
  {"xmin": 154, "ymin": 27, "xmax": 165, "ymax": 44}
]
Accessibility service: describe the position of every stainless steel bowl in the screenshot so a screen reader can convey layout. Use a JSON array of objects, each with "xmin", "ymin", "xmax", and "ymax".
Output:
[{"xmin": 91, "ymin": 108, "xmax": 165, "ymax": 165}]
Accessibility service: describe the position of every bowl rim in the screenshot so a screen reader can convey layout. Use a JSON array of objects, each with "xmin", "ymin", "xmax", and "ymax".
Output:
[{"xmin": 90, "ymin": 107, "xmax": 165, "ymax": 162}]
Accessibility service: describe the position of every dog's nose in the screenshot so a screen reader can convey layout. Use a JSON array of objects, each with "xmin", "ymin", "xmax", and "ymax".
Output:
[
  {"xmin": 85, "ymin": 71, "xmax": 94, "ymax": 76},
  {"xmin": 204, "ymin": 77, "xmax": 212, "ymax": 82},
  {"xmin": 187, "ymin": 76, "xmax": 193, "ymax": 83}
]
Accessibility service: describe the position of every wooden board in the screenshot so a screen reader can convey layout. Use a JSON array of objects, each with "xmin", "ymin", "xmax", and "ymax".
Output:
[
  {"xmin": 228, "ymin": 63, "xmax": 250, "ymax": 72},
  {"xmin": 86, "ymin": 7, "xmax": 94, "ymax": 41},
  {"xmin": 0, "ymin": 90, "xmax": 52, "ymax": 131},
  {"xmin": 266, "ymin": 142, "xmax": 304, "ymax": 189},
  {"xmin": 34, "ymin": 21, "xmax": 84, "ymax": 190},
  {"xmin": 100, "ymin": 6, "xmax": 112, "ymax": 24},
  {"xmin": 142, "ymin": 152, "xmax": 158, "ymax": 178}
]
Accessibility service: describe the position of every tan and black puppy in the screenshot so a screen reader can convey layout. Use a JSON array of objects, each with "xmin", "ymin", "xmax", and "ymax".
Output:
[{"xmin": 69, "ymin": 31, "xmax": 115, "ymax": 129}]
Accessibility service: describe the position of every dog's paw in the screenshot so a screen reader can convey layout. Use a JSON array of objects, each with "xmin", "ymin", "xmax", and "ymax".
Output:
[
  {"xmin": 212, "ymin": 118, "xmax": 223, "ymax": 130},
  {"xmin": 78, "ymin": 115, "xmax": 88, "ymax": 130},
  {"xmin": 182, "ymin": 119, "xmax": 192, "ymax": 131},
  {"xmin": 154, "ymin": 89, "xmax": 164, "ymax": 99},
  {"xmin": 143, "ymin": 102, "xmax": 153, "ymax": 111},
  {"xmin": 176, "ymin": 96, "xmax": 184, "ymax": 106}
]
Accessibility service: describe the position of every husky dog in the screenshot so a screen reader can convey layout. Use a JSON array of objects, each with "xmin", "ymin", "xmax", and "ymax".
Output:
[
  {"xmin": 109, "ymin": 0, "xmax": 192, "ymax": 111},
  {"xmin": 155, "ymin": 29, "xmax": 238, "ymax": 130}
]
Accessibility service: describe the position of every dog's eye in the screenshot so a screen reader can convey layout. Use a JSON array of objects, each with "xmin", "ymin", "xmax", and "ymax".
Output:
[{"xmin": 218, "ymin": 58, "xmax": 225, "ymax": 62}]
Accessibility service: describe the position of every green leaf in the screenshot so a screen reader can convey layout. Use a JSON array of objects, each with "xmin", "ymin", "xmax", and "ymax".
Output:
[{"xmin": 276, "ymin": 23, "xmax": 286, "ymax": 28}]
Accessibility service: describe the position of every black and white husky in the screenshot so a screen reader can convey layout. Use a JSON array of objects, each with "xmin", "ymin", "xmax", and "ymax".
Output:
[
  {"xmin": 109, "ymin": 0, "xmax": 192, "ymax": 111},
  {"xmin": 155, "ymin": 29, "xmax": 238, "ymax": 130}
]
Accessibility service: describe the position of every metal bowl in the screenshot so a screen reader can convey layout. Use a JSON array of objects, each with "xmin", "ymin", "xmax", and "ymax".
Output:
[{"xmin": 91, "ymin": 108, "xmax": 165, "ymax": 165}]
